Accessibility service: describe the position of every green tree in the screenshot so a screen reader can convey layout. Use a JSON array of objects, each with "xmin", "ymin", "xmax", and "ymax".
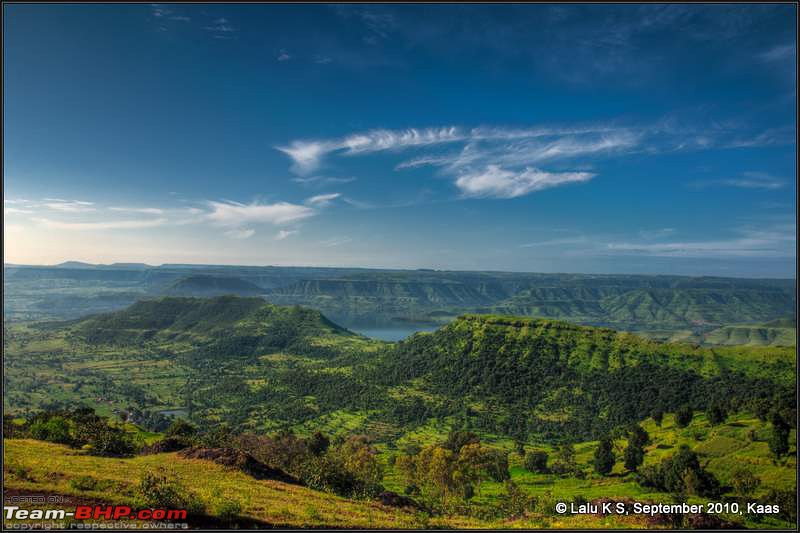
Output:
[
  {"xmin": 499, "ymin": 480, "xmax": 529, "ymax": 518},
  {"xmin": 623, "ymin": 427, "xmax": 647, "ymax": 473},
  {"xmin": 731, "ymin": 469, "xmax": 760, "ymax": 498},
  {"xmin": 707, "ymin": 403, "xmax": 727, "ymax": 426},
  {"xmin": 550, "ymin": 443, "xmax": 577, "ymax": 475},
  {"xmin": 443, "ymin": 430, "xmax": 479, "ymax": 453},
  {"xmin": 768, "ymin": 413, "xmax": 790, "ymax": 459},
  {"xmin": 29, "ymin": 416, "xmax": 72, "ymax": 445},
  {"xmin": 660, "ymin": 445, "xmax": 720, "ymax": 498},
  {"xmin": 651, "ymin": 408, "xmax": 664, "ymax": 427},
  {"xmin": 524, "ymin": 450, "xmax": 549, "ymax": 473},
  {"xmin": 675, "ymin": 405, "xmax": 693, "ymax": 428},
  {"xmin": 164, "ymin": 419, "xmax": 197, "ymax": 439},
  {"xmin": 593, "ymin": 436, "xmax": 615, "ymax": 476}
]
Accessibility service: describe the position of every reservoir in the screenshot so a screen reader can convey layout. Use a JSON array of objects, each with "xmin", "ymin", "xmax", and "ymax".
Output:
[{"xmin": 350, "ymin": 324, "xmax": 439, "ymax": 342}]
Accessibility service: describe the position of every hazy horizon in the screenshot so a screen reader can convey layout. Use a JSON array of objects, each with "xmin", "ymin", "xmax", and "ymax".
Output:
[
  {"xmin": 4, "ymin": 4, "xmax": 797, "ymax": 277},
  {"xmin": 4, "ymin": 258, "xmax": 797, "ymax": 281}
]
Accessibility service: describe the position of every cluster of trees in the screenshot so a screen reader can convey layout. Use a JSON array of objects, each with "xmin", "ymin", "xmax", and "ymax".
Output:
[
  {"xmin": 234, "ymin": 430, "xmax": 384, "ymax": 499},
  {"xmin": 370, "ymin": 318, "xmax": 797, "ymax": 442},
  {"xmin": 10, "ymin": 408, "xmax": 135, "ymax": 456},
  {"xmin": 395, "ymin": 431, "xmax": 510, "ymax": 512},
  {"xmin": 637, "ymin": 445, "xmax": 721, "ymax": 498},
  {"xmin": 591, "ymin": 424, "xmax": 651, "ymax": 476}
]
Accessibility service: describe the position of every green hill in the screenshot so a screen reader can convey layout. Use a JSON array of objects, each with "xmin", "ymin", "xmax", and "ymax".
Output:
[
  {"xmin": 373, "ymin": 314, "xmax": 795, "ymax": 440},
  {"xmin": 494, "ymin": 287, "xmax": 795, "ymax": 330},
  {"xmin": 4, "ymin": 299, "xmax": 795, "ymax": 442},
  {"xmin": 74, "ymin": 295, "xmax": 349, "ymax": 352},
  {"xmin": 701, "ymin": 325, "xmax": 796, "ymax": 347}
]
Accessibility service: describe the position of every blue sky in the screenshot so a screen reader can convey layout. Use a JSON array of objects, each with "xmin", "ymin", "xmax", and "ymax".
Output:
[{"xmin": 3, "ymin": 4, "xmax": 797, "ymax": 277}]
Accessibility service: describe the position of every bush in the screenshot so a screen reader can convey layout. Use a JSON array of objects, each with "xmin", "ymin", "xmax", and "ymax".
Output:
[
  {"xmin": 524, "ymin": 450, "xmax": 549, "ymax": 473},
  {"xmin": 164, "ymin": 419, "xmax": 197, "ymax": 441},
  {"xmin": 675, "ymin": 405, "xmax": 693, "ymax": 428},
  {"xmin": 136, "ymin": 469, "xmax": 204, "ymax": 514},
  {"xmin": 640, "ymin": 445, "xmax": 720, "ymax": 498},
  {"xmin": 768, "ymin": 413, "xmax": 790, "ymax": 459},
  {"xmin": 593, "ymin": 436, "xmax": 615, "ymax": 475},
  {"xmin": 29, "ymin": 416, "xmax": 73, "ymax": 445},
  {"xmin": 731, "ymin": 469, "xmax": 760, "ymax": 498},
  {"xmin": 651, "ymin": 409, "xmax": 664, "ymax": 427},
  {"xmin": 215, "ymin": 498, "xmax": 242, "ymax": 525},
  {"xmin": 762, "ymin": 488, "xmax": 797, "ymax": 522},
  {"xmin": 499, "ymin": 480, "xmax": 530, "ymax": 518},
  {"xmin": 707, "ymin": 404, "xmax": 727, "ymax": 425},
  {"xmin": 84, "ymin": 424, "xmax": 135, "ymax": 457}
]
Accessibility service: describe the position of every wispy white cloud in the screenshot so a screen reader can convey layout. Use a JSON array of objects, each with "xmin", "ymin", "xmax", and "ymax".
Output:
[
  {"xmin": 32, "ymin": 217, "xmax": 168, "ymax": 231},
  {"xmin": 41, "ymin": 199, "xmax": 96, "ymax": 213},
  {"xmin": 150, "ymin": 4, "xmax": 172, "ymax": 18},
  {"xmin": 4, "ymin": 207, "xmax": 34, "ymax": 215},
  {"xmin": 224, "ymin": 228, "xmax": 255, "ymax": 240},
  {"xmin": 760, "ymin": 44, "xmax": 795, "ymax": 62},
  {"xmin": 204, "ymin": 17, "xmax": 238, "ymax": 38},
  {"xmin": 291, "ymin": 175, "xmax": 356, "ymax": 187},
  {"xmin": 276, "ymin": 229, "xmax": 298, "ymax": 240},
  {"xmin": 205, "ymin": 200, "xmax": 315, "ymax": 227},
  {"xmin": 304, "ymin": 193, "xmax": 341, "ymax": 207},
  {"xmin": 319, "ymin": 236, "xmax": 352, "ymax": 247},
  {"xmin": 607, "ymin": 225, "xmax": 795, "ymax": 258},
  {"xmin": 277, "ymin": 49, "xmax": 292, "ymax": 61},
  {"xmin": 637, "ymin": 228, "xmax": 675, "ymax": 239},
  {"xmin": 276, "ymin": 127, "xmax": 464, "ymax": 175},
  {"xmin": 519, "ymin": 236, "xmax": 589, "ymax": 248},
  {"xmin": 278, "ymin": 119, "xmax": 791, "ymax": 200},
  {"xmin": 455, "ymin": 165, "xmax": 595, "ymax": 199},
  {"xmin": 109, "ymin": 206, "xmax": 165, "ymax": 215},
  {"xmin": 690, "ymin": 171, "xmax": 786, "ymax": 190}
]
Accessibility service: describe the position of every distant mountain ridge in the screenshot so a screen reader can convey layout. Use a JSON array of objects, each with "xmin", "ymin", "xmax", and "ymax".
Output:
[
  {"xmin": 4, "ymin": 263, "xmax": 795, "ymax": 337},
  {"xmin": 165, "ymin": 274, "xmax": 264, "ymax": 297}
]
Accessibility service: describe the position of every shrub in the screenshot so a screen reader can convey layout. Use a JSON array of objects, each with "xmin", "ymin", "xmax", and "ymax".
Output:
[
  {"xmin": 593, "ymin": 436, "xmax": 615, "ymax": 475},
  {"xmin": 524, "ymin": 450, "xmax": 549, "ymax": 473},
  {"xmin": 499, "ymin": 480, "xmax": 529, "ymax": 518},
  {"xmin": 84, "ymin": 424, "xmax": 135, "ymax": 457},
  {"xmin": 164, "ymin": 419, "xmax": 197, "ymax": 439},
  {"xmin": 707, "ymin": 404, "xmax": 727, "ymax": 425},
  {"xmin": 136, "ymin": 469, "xmax": 204, "ymax": 514},
  {"xmin": 29, "ymin": 416, "xmax": 73, "ymax": 445},
  {"xmin": 731, "ymin": 469, "xmax": 760, "ymax": 498},
  {"xmin": 768, "ymin": 413, "xmax": 790, "ymax": 459},
  {"xmin": 215, "ymin": 498, "xmax": 242, "ymax": 525},
  {"xmin": 675, "ymin": 405, "xmax": 693, "ymax": 428},
  {"xmin": 641, "ymin": 445, "xmax": 720, "ymax": 498}
]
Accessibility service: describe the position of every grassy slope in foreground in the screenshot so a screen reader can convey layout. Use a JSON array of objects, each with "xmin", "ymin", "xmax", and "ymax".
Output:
[
  {"xmin": 4, "ymin": 439, "xmax": 661, "ymax": 529},
  {"xmin": 4, "ymin": 411, "xmax": 796, "ymax": 529}
]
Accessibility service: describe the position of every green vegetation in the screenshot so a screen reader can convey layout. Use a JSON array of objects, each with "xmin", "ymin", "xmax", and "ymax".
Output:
[{"xmin": 3, "ymin": 295, "xmax": 797, "ymax": 529}]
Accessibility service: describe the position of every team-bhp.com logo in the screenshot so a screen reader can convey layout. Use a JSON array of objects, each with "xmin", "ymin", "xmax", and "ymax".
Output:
[{"xmin": 4, "ymin": 505, "xmax": 188, "ymax": 521}]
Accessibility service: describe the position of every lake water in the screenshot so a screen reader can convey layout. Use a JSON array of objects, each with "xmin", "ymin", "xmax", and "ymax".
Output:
[{"xmin": 350, "ymin": 325, "xmax": 439, "ymax": 342}]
